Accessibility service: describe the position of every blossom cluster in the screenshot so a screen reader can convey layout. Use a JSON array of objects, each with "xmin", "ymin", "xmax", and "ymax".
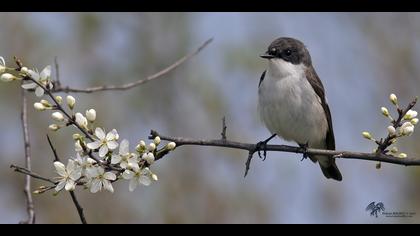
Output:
[
  {"xmin": 1, "ymin": 57, "xmax": 177, "ymax": 193},
  {"xmin": 362, "ymin": 93, "xmax": 418, "ymax": 159}
]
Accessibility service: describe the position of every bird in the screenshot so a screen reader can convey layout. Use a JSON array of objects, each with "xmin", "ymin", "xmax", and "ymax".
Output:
[{"xmin": 257, "ymin": 37, "xmax": 342, "ymax": 181}]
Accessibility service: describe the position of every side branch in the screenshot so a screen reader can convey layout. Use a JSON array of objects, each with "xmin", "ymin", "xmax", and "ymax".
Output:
[
  {"xmin": 52, "ymin": 38, "xmax": 213, "ymax": 93},
  {"xmin": 150, "ymin": 130, "xmax": 420, "ymax": 175}
]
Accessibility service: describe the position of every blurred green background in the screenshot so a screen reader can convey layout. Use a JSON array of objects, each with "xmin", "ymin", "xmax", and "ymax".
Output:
[{"xmin": 0, "ymin": 12, "xmax": 419, "ymax": 223}]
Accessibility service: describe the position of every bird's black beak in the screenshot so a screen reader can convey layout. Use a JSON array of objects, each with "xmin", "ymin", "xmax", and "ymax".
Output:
[{"xmin": 260, "ymin": 53, "xmax": 275, "ymax": 59}]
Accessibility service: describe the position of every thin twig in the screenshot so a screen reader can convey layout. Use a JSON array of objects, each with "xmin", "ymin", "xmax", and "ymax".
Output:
[
  {"xmin": 149, "ymin": 130, "xmax": 420, "ymax": 176},
  {"xmin": 10, "ymin": 165, "xmax": 56, "ymax": 184},
  {"xmin": 46, "ymin": 135, "xmax": 60, "ymax": 162},
  {"xmin": 54, "ymin": 56, "xmax": 61, "ymax": 88},
  {"xmin": 20, "ymin": 89, "xmax": 35, "ymax": 224},
  {"xmin": 69, "ymin": 191, "xmax": 87, "ymax": 224},
  {"xmin": 221, "ymin": 116, "xmax": 227, "ymax": 140},
  {"xmin": 52, "ymin": 38, "xmax": 213, "ymax": 93}
]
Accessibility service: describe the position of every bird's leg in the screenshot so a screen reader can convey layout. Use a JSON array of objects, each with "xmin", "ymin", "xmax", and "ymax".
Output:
[
  {"xmin": 299, "ymin": 142, "xmax": 309, "ymax": 161},
  {"xmin": 255, "ymin": 134, "xmax": 276, "ymax": 161}
]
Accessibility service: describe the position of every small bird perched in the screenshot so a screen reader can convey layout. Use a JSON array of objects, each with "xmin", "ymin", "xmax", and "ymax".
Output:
[{"xmin": 257, "ymin": 37, "xmax": 342, "ymax": 181}]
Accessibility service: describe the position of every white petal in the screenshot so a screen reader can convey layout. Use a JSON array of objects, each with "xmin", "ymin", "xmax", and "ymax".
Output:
[
  {"xmin": 40, "ymin": 65, "xmax": 51, "ymax": 80},
  {"xmin": 122, "ymin": 170, "xmax": 134, "ymax": 180},
  {"xmin": 120, "ymin": 161, "xmax": 128, "ymax": 169},
  {"xmin": 103, "ymin": 180, "xmax": 114, "ymax": 193},
  {"xmin": 54, "ymin": 162, "xmax": 67, "ymax": 177},
  {"xmin": 119, "ymin": 139, "xmax": 129, "ymax": 155},
  {"xmin": 95, "ymin": 127, "xmax": 106, "ymax": 140},
  {"xmin": 129, "ymin": 179, "xmax": 138, "ymax": 192},
  {"xmin": 138, "ymin": 175, "xmax": 151, "ymax": 186},
  {"xmin": 28, "ymin": 70, "xmax": 39, "ymax": 80},
  {"xmin": 103, "ymin": 172, "xmax": 116, "ymax": 181},
  {"xmin": 35, "ymin": 86, "xmax": 44, "ymax": 97},
  {"xmin": 110, "ymin": 129, "xmax": 119, "ymax": 140},
  {"xmin": 97, "ymin": 166, "xmax": 105, "ymax": 175},
  {"xmin": 21, "ymin": 83, "xmax": 37, "ymax": 89},
  {"xmin": 90, "ymin": 179, "xmax": 102, "ymax": 193},
  {"xmin": 85, "ymin": 167, "xmax": 99, "ymax": 178},
  {"xmin": 107, "ymin": 140, "xmax": 118, "ymax": 150},
  {"xmin": 55, "ymin": 180, "xmax": 66, "ymax": 192},
  {"xmin": 69, "ymin": 168, "xmax": 82, "ymax": 180},
  {"xmin": 111, "ymin": 154, "xmax": 122, "ymax": 164},
  {"xmin": 99, "ymin": 145, "xmax": 108, "ymax": 157},
  {"xmin": 86, "ymin": 140, "xmax": 101, "ymax": 150},
  {"xmin": 67, "ymin": 159, "xmax": 76, "ymax": 171},
  {"xmin": 65, "ymin": 180, "xmax": 76, "ymax": 191}
]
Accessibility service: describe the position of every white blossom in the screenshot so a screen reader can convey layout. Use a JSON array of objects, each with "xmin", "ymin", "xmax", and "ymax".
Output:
[
  {"xmin": 86, "ymin": 109, "xmax": 96, "ymax": 122},
  {"xmin": 122, "ymin": 167, "xmax": 155, "ymax": 191},
  {"xmin": 55, "ymin": 95, "xmax": 63, "ymax": 104},
  {"xmin": 86, "ymin": 128, "xmax": 119, "ymax": 158},
  {"xmin": 66, "ymin": 95, "xmax": 76, "ymax": 109},
  {"xmin": 86, "ymin": 166, "xmax": 116, "ymax": 193},
  {"xmin": 54, "ymin": 160, "xmax": 82, "ymax": 192},
  {"xmin": 21, "ymin": 66, "xmax": 52, "ymax": 97},
  {"xmin": 411, "ymin": 118, "xmax": 419, "ymax": 125},
  {"xmin": 74, "ymin": 153, "xmax": 96, "ymax": 175},
  {"xmin": 111, "ymin": 139, "xmax": 139, "ymax": 169}
]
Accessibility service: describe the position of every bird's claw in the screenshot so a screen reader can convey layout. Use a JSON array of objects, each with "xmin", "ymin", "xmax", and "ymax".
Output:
[
  {"xmin": 299, "ymin": 142, "xmax": 309, "ymax": 161},
  {"xmin": 255, "ymin": 134, "xmax": 276, "ymax": 161}
]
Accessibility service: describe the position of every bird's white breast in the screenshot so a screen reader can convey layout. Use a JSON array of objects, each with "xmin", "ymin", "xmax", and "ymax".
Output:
[{"xmin": 258, "ymin": 59, "xmax": 328, "ymax": 148}]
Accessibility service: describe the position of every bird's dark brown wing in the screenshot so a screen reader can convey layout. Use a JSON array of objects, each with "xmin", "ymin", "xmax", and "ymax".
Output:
[
  {"xmin": 258, "ymin": 70, "xmax": 266, "ymax": 88},
  {"xmin": 305, "ymin": 66, "xmax": 335, "ymax": 150}
]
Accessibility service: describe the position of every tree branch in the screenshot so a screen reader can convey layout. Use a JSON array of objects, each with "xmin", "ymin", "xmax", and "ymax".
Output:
[
  {"xmin": 149, "ymin": 130, "xmax": 420, "ymax": 176},
  {"xmin": 20, "ymin": 89, "xmax": 35, "ymax": 224},
  {"xmin": 51, "ymin": 38, "xmax": 213, "ymax": 93},
  {"xmin": 69, "ymin": 191, "xmax": 87, "ymax": 224},
  {"xmin": 10, "ymin": 165, "xmax": 56, "ymax": 184}
]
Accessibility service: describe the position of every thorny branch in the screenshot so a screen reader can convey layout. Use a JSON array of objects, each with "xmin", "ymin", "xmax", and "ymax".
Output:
[{"xmin": 50, "ymin": 38, "xmax": 213, "ymax": 93}]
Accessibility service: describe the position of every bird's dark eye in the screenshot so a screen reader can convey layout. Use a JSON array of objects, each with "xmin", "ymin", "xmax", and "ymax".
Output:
[{"xmin": 284, "ymin": 49, "xmax": 292, "ymax": 56}]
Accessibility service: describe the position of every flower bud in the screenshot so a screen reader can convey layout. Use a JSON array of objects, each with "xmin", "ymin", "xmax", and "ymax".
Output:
[
  {"xmin": 0, "ymin": 56, "xmax": 5, "ymax": 73},
  {"xmin": 72, "ymin": 133, "xmax": 82, "ymax": 140},
  {"xmin": 75, "ymin": 113, "xmax": 88, "ymax": 128},
  {"xmin": 398, "ymin": 153, "xmax": 407, "ymax": 158},
  {"xmin": 381, "ymin": 107, "xmax": 389, "ymax": 117},
  {"xmin": 148, "ymin": 143, "xmax": 156, "ymax": 152},
  {"xmin": 34, "ymin": 102, "xmax": 45, "ymax": 111},
  {"xmin": 166, "ymin": 142, "xmax": 176, "ymax": 151},
  {"xmin": 48, "ymin": 124, "xmax": 60, "ymax": 131},
  {"xmin": 142, "ymin": 152, "xmax": 155, "ymax": 164},
  {"xmin": 390, "ymin": 147, "xmax": 398, "ymax": 153},
  {"xmin": 55, "ymin": 96, "xmax": 63, "ymax": 104},
  {"xmin": 151, "ymin": 174, "xmax": 158, "ymax": 181},
  {"xmin": 0, "ymin": 73, "xmax": 16, "ymax": 82},
  {"xmin": 411, "ymin": 118, "xmax": 419, "ymax": 125},
  {"xmin": 40, "ymin": 99, "xmax": 51, "ymax": 107},
  {"xmin": 153, "ymin": 136, "xmax": 161, "ymax": 145},
  {"xmin": 20, "ymin": 67, "xmax": 29, "ymax": 74},
  {"xmin": 51, "ymin": 112, "xmax": 64, "ymax": 122},
  {"xmin": 401, "ymin": 122, "xmax": 414, "ymax": 136},
  {"xmin": 362, "ymin": 131, "xmax": 373, "ymax": 140},
  {"xmin": 404, "ymin": 110, "xmax": 418, "ymax": 120},
  {"xmin": 387, "ymin": 126, "xmax": 396, "ymax": 135},
  {"xmin": 389, "ymin": 93, "xmax": 398, "ymax": 105},
  {"xmin": 66, "ymin": 95, "xmax": 76, "ymax": 110},
  {"xmin": 86, "ymin": 109, "xmax": 96, "ymax": 122}
]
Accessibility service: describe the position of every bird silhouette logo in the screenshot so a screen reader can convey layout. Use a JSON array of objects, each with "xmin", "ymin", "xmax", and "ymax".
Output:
[{"xmin": 366, "ymin": 202, "xmax": 385, "ymax": 217}]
